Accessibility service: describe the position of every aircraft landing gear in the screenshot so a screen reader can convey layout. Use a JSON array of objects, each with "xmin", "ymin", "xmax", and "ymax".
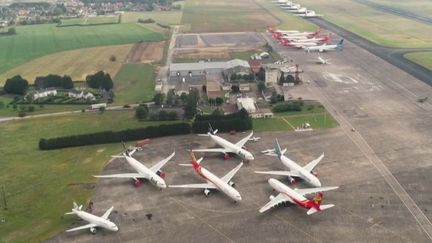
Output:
[{"xmin": 223, "ymin": 153, "xmax": 230, "ymax": 160}]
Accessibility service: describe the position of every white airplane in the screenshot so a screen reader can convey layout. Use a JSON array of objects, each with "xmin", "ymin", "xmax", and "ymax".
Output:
[
  {"xmin": 277, "ymin": 28, "xmax": 321, "ymax": 38},
  {"xmin": 192, "ymin": 125, "xmax": 254, "ymax": 161},
  {"xmin": 249, "ymin": 136, "xmax": 261, "ymax": 142},
  {"xmin": 255, "ymin": 139, "xmax": 324, "ymax": 187},
  {"xmin": 316, "ymin": 55, "xmax": 331, "ymax": 64},
  {"xmin": 281, "ymin": 40, "xmax": 318, "ymax": 48},
  {"xmin": 290, "ymin": 34, "xmax": 331, "ymax": 43},
  {"xmin": 170, "ymin": 152, "xmax": 243, "ymax": 202},
  {"xmin": 267, "ymin": 27, "xmax": 300, "ymax": 35},
  {"xmin": 294, "ymin": 10, "xmax": 323, "ymax": 17},
  {"xmin": 281, "ymin": 4, "xmax": 301, "ymax": 10},
  {"xmin": 306, "ymin": 39, "xmax": 344, "ymax": 53},
  {"xmin": 289, "ymin": 7, "xmax": 308, "ymax": 13},
  {"xmin": 259, "ymin": 178, "xmax": 338, "ymax": 215},
  {"xmin": 94, "ymin": 144, "xmax": 175, "ymax": 189},
  {"xmin": 65, "ymin": 202, "xmax": 118, "ymax": 234}
]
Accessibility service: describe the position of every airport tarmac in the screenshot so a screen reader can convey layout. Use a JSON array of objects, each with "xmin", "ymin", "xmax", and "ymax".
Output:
[{"xmin": 50, "ymin": 33, "xmax": 432, "ymax": 242}]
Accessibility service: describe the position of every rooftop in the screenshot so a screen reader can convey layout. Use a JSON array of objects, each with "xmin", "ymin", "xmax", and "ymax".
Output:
[{"xmin": 169, "ymin": 59, "xmax": 250, "ymax": 72}]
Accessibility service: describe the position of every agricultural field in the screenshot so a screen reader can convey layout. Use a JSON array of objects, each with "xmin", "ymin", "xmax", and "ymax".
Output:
[
  {"xmin": 0, "ymin": 111, "xmax": 181, "ymax": 242},
  {"xmin": 295, "ymin": 0, "xmax": 432, "ymax": 48},
  {"xmin": 113, "ymin": 64, "xmax": 156, "ymax": 105},
  {"xmin": 122, "ymin": 11, "xmax": 183, "ymax": 25},
  {"xmin": 0, "ymin": 23, "xmax": 165, "ymax": 82},
  {"xmin": 58, "ymin": 16, "xmax": 120, "ymax": 27},
  {"xmin": 181, "ymin": 0, "xmax": 280, "ymax": 33},
  {"xmin": 253, "ymin": 113, "xmax": 338, "ymax": 132},
  {"xmin": 404, "ymin": 52, "xmax": 432, "ymax": 71},
  {"xmin": 0, "ymin": 44, "xmax": 133, "ymax": 82},
  {"xmin": 254, "ymin": 0, "xmax": 316, "ymax": 30}
]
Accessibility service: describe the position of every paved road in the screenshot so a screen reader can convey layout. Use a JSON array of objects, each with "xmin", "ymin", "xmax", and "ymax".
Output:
[
  {"xmin": 308, "ymin": 17, "xmax": 432, "ymax": 87},
  {"xmin": 353, "ymin": 0, "xmax": 432, "ymax": 26},
  {"xmin": 158, "ymin": 25, "xmax": 180, "ymax": 94}
]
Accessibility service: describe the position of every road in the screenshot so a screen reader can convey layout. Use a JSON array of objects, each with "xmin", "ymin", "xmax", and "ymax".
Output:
[
  {"xmin": 308, "ymin": 17, "xmax": 432, "ymax": 87},
  {"xmin": 157, "ymin": 25, "xmax": 180, "ymax": 94}
]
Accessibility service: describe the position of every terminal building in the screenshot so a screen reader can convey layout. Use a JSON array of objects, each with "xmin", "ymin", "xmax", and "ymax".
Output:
[{"xmin": 169, "ymin": 59, "xmax": 250, "ymax": 78}]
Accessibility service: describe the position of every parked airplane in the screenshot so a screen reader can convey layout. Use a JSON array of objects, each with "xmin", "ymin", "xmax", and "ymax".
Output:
[
  {"xmin": 276, "ymin": 28, "xmax": 321, "ymax": 38},
  {"xmin": 306, "ymin": 39, "xmax": 344, "ymax": 53},
  {"xmin": 281, "ymin": 40, "xmax": 318, "ymax": 48},
  {"xmin": 289, "ymin": 7, "xmax": 308, "ymax": 14},
  {"xmin": 255, "ymin": 139, "xmax": 324, "ymax": 187},
  {"xmin": 281, "ymin": 4, "xmax": 301, "ymax": 10},
  {"xmin": 291, "ymin": 34, "xmax": 332, "ymax": 43},
  {"xmin": 170, "ymin": 152, "xmax": 243, "ymax": 202},
  {"xmin": 94, "ymin": 144, "xmax": 175, "ymax": 188},
  {"xmin": 317, "ymin": 55, "xmax": 331, "ymax": 64},
  {"xmin": 249, "ymin": 136, "xmax": 261, "ymax": 142},
  {"xmin": 65, "ymin": 202, "xmax": 118, "ymax": 234},
  {"xmin": 294, "ymin": 10, "xmax": 323, "ymax": 17},
  {"xmin": 259, "ymin": 178, "xmax": 338, "ymax": 215},
  {"xmin": 192, "ymin": 125, "xmax": 254, "ymax": 161}
]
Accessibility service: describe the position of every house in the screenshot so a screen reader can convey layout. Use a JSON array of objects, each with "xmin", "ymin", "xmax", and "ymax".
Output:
[
  {"xmin": 68, "ymin": 91, "xmax": 96, "ymax": 100},
  {"xmin": 30, "ymin": 89, "xmax": 57, "ymax": 100},
  {"xmin": 236, "ymin": 97, "xmax": 273, "ymax": 118},
  {"xmin": 206, "ymin": 80, "xmax": 223, "ymax": 99}
]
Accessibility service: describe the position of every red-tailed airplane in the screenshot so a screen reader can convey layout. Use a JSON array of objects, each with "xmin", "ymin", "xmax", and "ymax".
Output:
[{"xmin": 259, "ymin": 178, "xmax": 338, "ymax": 215}]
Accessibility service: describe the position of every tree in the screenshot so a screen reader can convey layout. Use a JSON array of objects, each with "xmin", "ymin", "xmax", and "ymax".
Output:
[
  {"xmin": 231, "ymin": 85, "xmax": 240, "ymax": 93},
  {"xmin": 166, "ymin": 90, "xmax": 175, "ymax": 106},
  {"xmin": 0, "ymin": 101, "xmax": 4, "ymax": 109},
  {"xmin": 212, "ymin": 108, "xmax": 224, "ymax": 116},
  {"xmin": 99, "ymin": 106, "xmax": 106, "ymax": 113},
  {"xmin": 86, "ymin": 71, "xmax": 113, "ymax": 91},
  {"xmin": 286, "ymin": 74, "xmax": 295, "ymax": 83},
  {"xmin": 27, "ymin": 105, "xmax": 35, "ymax": 112},
  {"xmin": 230, "ymin": 73, "xmax": 238, "ymax": 81},
  {"xmin": 257, "ymin": 81, "xmax": 266, "ymax": 93},
  {"xmin": 168, "ymin": 111, "xmax": 178, "ymax": 120},
  {"xmin": 35, "ymin": 74, "xmax": 73, "ymax": 89},
  {"xmin": 270, "ymin": 91, "xmax": 278, "ymax": 104},
  {"xmin": 135, "ymin": 105, "xmax": 148, "ymax": 120},
  {"xmin": 215, "ymin": 97, "xmax": 223, "ymax": 106},
  {"xmin": 180, "ymin": 92, "xmax": 188, "ymax": 103},
  {"xmin": 7, "ymin": 27, "xmax": 16, "ymax": 35},
  {"xmin": 159, "ymin": 110, "xmax": 168, "ymax": 120},
  {"xmin": 208, "ymin": 98, "xmax": 215, "ymax": 106},
  {"xmin": 184, "ymin": 88, "xmax": 199, "ymax": 119},
  {"xmin": 152, "ymin": 93, "xmax": 164, "ymax": 106},
  {"xmin": 4, "ymin": 75, "xmax": 28, "ymax": 95},
  {"xmin": 109, "ymin": 55, "xmax": 116, "ymax": 62}
]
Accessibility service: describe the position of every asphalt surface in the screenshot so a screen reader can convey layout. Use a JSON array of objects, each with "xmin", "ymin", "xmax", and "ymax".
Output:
[
  {"xmin": 353, "ymin": 0, "xmax": 432, "ymax": 25},
  {"xmin": 307, "ymin": 17, "xmax": 432, "ymax": 87}
]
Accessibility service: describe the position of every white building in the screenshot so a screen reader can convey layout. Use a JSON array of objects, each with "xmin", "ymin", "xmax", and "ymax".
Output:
[
  {"xmin": 31, "ymin": 89, "xmax": 57, "ymax": 100},
  {"xmin": 236, "ymin": 97, "xmax": 256, "ymax": 113},
  {"xmin": 68, "ymin": 91, "xmax": 96, "ymax": 101},
  {"xmin": 169, "ymin": 59, "xmax": 250, "ymax": 77}
]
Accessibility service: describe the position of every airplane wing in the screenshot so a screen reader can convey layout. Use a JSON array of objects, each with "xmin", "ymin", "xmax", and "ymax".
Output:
[
  {"xmin": 259, "ymin": 193, "xmax": 293, "ymax": 213},
  {"xmin": 192, "ymin": 148, "xmax": 228, "ymax": 154},
  {"xmin": 302, "ymin": 153, "xmax": 324, "ymax": 172},
  {"xmin": 101, "ymin": 206, "xmax": 114, "ymax": 220},
  {"xmin": 169, "ymin": 183, "xmax": 217, "ymax": 189},
  {"xmin": 150, "ymin": 151, "xmax": 175, "ymax": 173},
  {"xmin": 221, "ymin": 162, "xmax": 243, "ymax": 183},
  {"xmin": 235, "ymin": 131, "xmax": 254, "ymax": 148},
  {"xmin": 254, "ymin": 170, "xmax": 301, "ymax": 177},
  {"xmin": 295, "ymin": 186, "xmax": 339, "ymax": 196},
  {"xmin": 66, "ymin": 223, "xmax": 97, "ymax": 232},
  {"xmin": 94, "ymin": 173, "xmax": 148, "ymax": 179}
]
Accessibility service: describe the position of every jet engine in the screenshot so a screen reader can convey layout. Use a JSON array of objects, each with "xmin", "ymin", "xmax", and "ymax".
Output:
[
  {"xmin": 133, "ymin": 178, "xmax": 141, "ymax": 188},
  {"xmin": 311, "ymin": 170, "xmax": 318, "ymax": 177},
  {"xmin": 204, "ymin": 188, "xmax": 211, "ymax": 197},
  {"xmin": 223, "ymin": 153, "xmax": 230, "ymax": 160},
  {"xmin": 90, "ymin": 227, "xmax": 97, "ymax": 234},
  {"xmin": 156, "ymin": 170, "xmax": 166, "ymax": 178},
  {"xmin": 269, "ymin": 195, "xmax": 275, "ymax": 200},
  {"xmin": 287, "ymin": 176, "xmax": 296, "ymax": 185},
  {"xmin": 228, "ymin": 181, "xmax": 235, "ymax": 187}
]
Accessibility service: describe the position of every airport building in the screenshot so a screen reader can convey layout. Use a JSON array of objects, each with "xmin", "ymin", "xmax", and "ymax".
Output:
[
  {"xmin": 236, "ymin": 97, "xmax": 273, "ymax": 118},
  {"xmin": 169, "ymin": 59, "xmax": 250, "ymax": 77}
]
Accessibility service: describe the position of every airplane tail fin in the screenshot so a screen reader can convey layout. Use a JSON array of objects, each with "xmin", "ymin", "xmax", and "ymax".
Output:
[
  {"xmin": 189, "ymin": 151, "xmax": 203, "ymax": 165},
  {"xmin": 121, "ymin": 141, "xmax": 130, "ymax": 157},
  {"xmin": 313, "ymin": 28, "xmax": 321, "ymax": 36},
  {"xmin": 208, "ymin": 123, "xmax": 218, "ymax": 135},
  {"xmin": 273, "ymin": 139, "xmax": 286, "ymax": 157},
  {"xmin": 306, "ymin": 192, "xmax": 335, "ymax": 215},
  {"xmin": 66, "ymin": 201, "xmax": 82, "ymax": 215},
  {"xmin": 337, "ymin": 39, "xmax": 344, "ymax": 49},
  {"xmin": 307, "ymin": 204, "xmax": 334, "ymax": 215}
]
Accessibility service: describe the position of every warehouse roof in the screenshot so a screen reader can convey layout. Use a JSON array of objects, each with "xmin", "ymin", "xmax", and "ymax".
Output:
[{"xmin": 169, "ymin": 59, "xmax": 250, "ymax": 72}]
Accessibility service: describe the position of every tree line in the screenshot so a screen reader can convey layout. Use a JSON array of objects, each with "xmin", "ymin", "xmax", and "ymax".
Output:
[
  {"xmin": 272, "ymin": 101, "xmax": 304, "ymax": 113},
  {"xmin": 192, "ymin": 108, "xmax": 252, "ymax": 133},
  {"xmin": 39, "ymin": 123, "xmax": 191, "ymax": 150}
]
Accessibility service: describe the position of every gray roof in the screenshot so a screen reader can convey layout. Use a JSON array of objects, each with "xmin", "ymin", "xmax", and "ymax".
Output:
[{"xmin": 170, "ymin": 59, "xmax": 250, "ymax": 72}]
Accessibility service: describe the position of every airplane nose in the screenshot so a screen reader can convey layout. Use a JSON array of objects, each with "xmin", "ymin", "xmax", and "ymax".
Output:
[{"xmin": 313, "ymin": 179, "xmax": 321, "ymax": 187}]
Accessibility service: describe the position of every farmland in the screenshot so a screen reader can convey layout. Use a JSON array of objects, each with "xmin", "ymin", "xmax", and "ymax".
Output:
[
  {"xmin": 181, "ymin": 0, "xmax": 280, "ymax": 33},
  {"xmin": 122, "ymin": 11, "xmax": 183, "ymax": 25},
  {"xmin": 295, "ymin": 0, "xmax": 432, "ymax": 48},
  {"xmin": 0, "ymin": 111, "xmax": 181, "ymax": 242},
  {"xmin": 0, "ymin": 44, "xmax": 133, "ymax": 82},
  {"xmin": 58, "ymin": 15, "xmax": 120, "ymax": 27},
  {"xmin": 0, "ymin": 23, "xmax": 164, "ymax": 81},
  {"xmin": 367, "ymin": 0, "xmax": 432, "ymax": 17},
  {"xmin": 113, "ymin": 64, "xmax": 156, "ymax": 105},
  {"xmin": 405, "ymin": 52, "xmax": 432, "ymax": 71}
]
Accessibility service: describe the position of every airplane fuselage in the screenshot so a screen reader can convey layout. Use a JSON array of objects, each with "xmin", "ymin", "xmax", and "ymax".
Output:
[
  {"xmin": 193, "ymin": 162, "xmax": 242, "ymax": 201},
  {"xmin": 280, "ymin": 156, "xmax": 321, "ymax": 187},
  {"xmin": 72, "ymin": 209, "xmax": 118, "ymax": 232},
  {"xmin": 125, "ymin": 156, "xmax": 167, "ymax": 188},
  {"xmin": 269, "ymin": 178, "xmax": 316, "ymax": 210},
  {"xmin": 209, "ymin": 134, "xmax": 254, "ymax": 161}
]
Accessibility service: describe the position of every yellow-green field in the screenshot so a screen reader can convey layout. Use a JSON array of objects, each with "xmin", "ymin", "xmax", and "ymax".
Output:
[
  {"xmin": 254, "ymin": 0, "xmax": 316, "ymax": 30},
  {"xmin": 295, "ymin": 0, "xmax": 432, "ymax": 48},
  {"xmin": 404, "ymin": 52, "xmax": 432, "ymax": 71},
  {"xmin": 122, "ymin": 11, "xmax": 183, "ymax": 25},
  {"xmin": 113, "ymin": 64, "xmax": 156, "ymax": 105},
  {"xmin": 181, "ymin": 0, "xmax": 280, "ymax": 33},
  {"xmin": 59, "ymin": 16, "xmax": 120, "ymax": 26},
  {"xmin": 0, "ymin": 111, "xmax": 181, "ymax": 242},
  {"xmin": 0, "ymin": 44, "xmax": 133, "ymax": 83}
]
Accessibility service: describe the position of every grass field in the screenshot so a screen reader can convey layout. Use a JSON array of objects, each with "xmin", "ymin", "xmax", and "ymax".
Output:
[
  {"xmin": 181, "ymin": 0, "xmax": 280, "ymax": 33},
  {"xmin": 404, "ymin": 52, "xmax": 432, "ymax": 71},
  {"xmin": 0, "ymin": 23, "xmax": 164, "ymax": 82},
  {"xmin": 230, "ymin": 51, "xmax": 256, "ymax": 61},
  {"xmin": 59, "ymin": 16, "xmax": 120, "ymax": 27},
  {"xmin": 295, "ymin": 0, "xmax": 432, "ymax": 48},
  {"xmin": 0, "ymin": 111, "xmax": 181, "ymax": 242},
  {"xmin": 368, "ymin": 0, "xmax": 432, "ymax": 18},
  {"xmin": 122, "ymin": 11, "xmax": 183, "ymax": 25},
  {"xmin": 0, "ymin": 44, "xmax": 133, "ymax": 82},
  {"xmin": 253, "ymin": 113, "xmax": 338, "ymax": 132},
  {"xmin": 0, "ymin": 102, "xmax": 89, "ymax": 117},
  {"xmin": 113, "ymin": 64, "xmax": 156, "ymax": 105},
  {"xmin": 254, "ymin": 0, "xmax": 316, "ymax": 31}
]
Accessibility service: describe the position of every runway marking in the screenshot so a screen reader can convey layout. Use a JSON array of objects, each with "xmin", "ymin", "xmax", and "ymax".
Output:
[
  {"xmin": 280, "ymin": 117, "xmax": 296, "ymax": 130},
  {"xmin": 307, "ymin": 83, "xmax": 432, "ymax": 241},
  {"xmin": 170, "ymin": 197, "xmax": 235, "ymax": 243}
]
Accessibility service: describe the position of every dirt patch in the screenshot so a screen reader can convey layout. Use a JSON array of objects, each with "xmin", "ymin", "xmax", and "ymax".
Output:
[
  {"xmin": 175, "ymin": 48, "xmax": 231, "ymax": 60},
  {"xmin": 126, "ymin": 41, "xmax": 166, "ymax": 64}
]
